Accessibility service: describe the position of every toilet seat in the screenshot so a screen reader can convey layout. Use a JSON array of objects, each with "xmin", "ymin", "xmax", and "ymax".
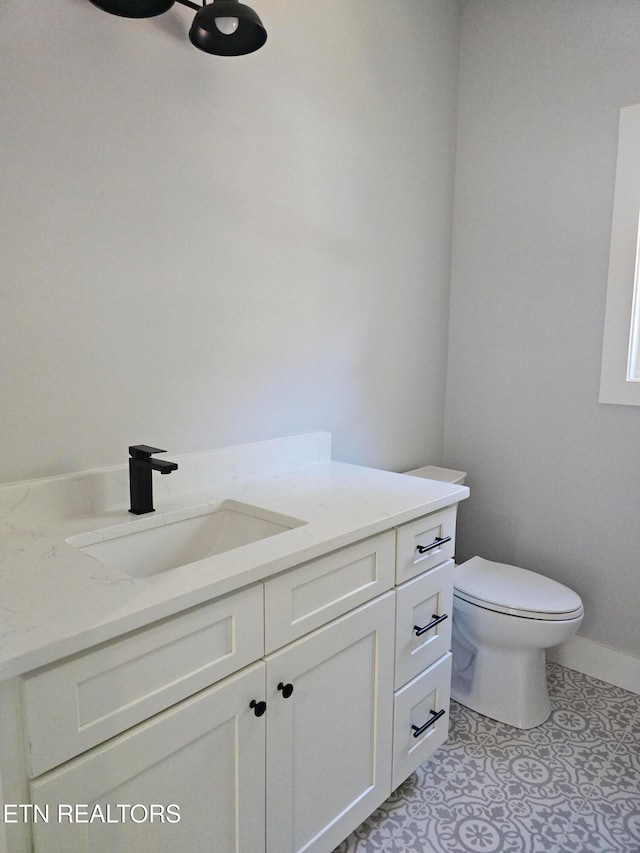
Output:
[{"xmin": 454, "ymin": 556, "xmax": 584, "ymax": 621}]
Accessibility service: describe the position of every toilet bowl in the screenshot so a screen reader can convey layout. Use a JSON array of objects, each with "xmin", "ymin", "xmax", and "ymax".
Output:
[{"xmin": 451, "ymin": 556, "xmax": 584, "ymax": 728}]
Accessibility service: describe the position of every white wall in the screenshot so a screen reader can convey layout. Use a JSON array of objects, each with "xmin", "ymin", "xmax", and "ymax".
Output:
[
  {"xmin": 0, "ymin": 0, "xmax": 461, "ymax": 483},
  {"xmin": 446, "ymin": 0, "xmax": 640, "ymax": 657}
]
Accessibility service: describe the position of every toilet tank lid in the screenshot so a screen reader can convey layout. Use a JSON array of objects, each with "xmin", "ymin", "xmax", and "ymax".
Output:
[
  {"xmin": 454, "ymin": 557, "xmax": 583, "ymax": 617},
  {"xmin": 405, "ymin": 465, "xmax": 467, "ymax": 484}
]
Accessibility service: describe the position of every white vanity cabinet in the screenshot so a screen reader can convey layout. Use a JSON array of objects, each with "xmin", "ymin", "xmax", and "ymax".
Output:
[{"xmin": 7, "ymin": 505, "xmax": 460, "ymax": 853}]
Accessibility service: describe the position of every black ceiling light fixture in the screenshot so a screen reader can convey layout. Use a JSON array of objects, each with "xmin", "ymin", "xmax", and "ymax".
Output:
[{"xmin": 88, "ymin": 0, "xmax": 267, "ymax": 56}]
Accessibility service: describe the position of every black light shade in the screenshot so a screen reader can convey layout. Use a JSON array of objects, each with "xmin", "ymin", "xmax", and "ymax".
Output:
[
  {"xmin": 87, "ymin": 0, "xmax": 267, "ymax": 56},
  {"xmin": 189, "ymin": 1, "xmax": 267, "ymax": 56},
  {"xmin": 88, "ymin": 0, "xmax": 175, "ymax": 17}
]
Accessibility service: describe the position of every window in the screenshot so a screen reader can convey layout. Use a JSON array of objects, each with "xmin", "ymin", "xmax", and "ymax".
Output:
[
  {"xmin": 626, "ymin": 214, "xmax": 640, "ymax": 382},
  {"xmin": 599, "ymin": 103, "xmax": 640, "ymax": 405}
]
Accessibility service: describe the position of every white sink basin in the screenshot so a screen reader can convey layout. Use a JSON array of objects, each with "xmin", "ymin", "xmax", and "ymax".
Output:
[{"xmin": 68, "ymin": 500, "xmax": 306, "ymax": 579}]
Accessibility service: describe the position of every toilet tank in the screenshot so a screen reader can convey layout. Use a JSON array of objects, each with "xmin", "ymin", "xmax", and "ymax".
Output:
[{"xmin": 404, "ymin": 465, "xmax": 467, "ymax": 485}]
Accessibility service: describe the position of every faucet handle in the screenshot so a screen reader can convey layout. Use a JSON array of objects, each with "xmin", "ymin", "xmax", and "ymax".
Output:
[{"xmin": 129, "ymin": 445, "xmax": 167, "ymax": 459}]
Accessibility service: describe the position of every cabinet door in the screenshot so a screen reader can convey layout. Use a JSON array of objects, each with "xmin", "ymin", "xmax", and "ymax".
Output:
[
  {"xmin": 265, "ymin": 592, "xmax": 395, "ymax": 853},
  {"xmin": 30, "ymin": 662, "xmax": 266, "ymax": 853}
]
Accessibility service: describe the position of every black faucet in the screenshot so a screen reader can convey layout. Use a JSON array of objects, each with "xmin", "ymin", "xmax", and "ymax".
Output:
[{"xmin": 128, "ymin": 445, "xmax": 178, "ymax": 515}]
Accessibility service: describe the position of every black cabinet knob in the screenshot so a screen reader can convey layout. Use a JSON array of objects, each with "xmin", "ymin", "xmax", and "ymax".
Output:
[
  {"xmin": 277, "ymin": 682, "xmax": 294, "ymax": 699},
  {"xmin": 250, "ymin": 699, "xmax": 267, "ymax": 717}
]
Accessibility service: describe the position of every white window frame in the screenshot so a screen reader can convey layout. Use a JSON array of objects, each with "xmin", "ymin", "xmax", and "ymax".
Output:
[{"xmin": 599, "ymin": 103, "xmax": 640, "ymax": 405}]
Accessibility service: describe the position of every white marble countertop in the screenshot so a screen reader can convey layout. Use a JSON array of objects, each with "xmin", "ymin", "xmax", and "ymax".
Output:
[{"xmin": 0, "ymin": 436, "xmax": 468, "ymax": 681}]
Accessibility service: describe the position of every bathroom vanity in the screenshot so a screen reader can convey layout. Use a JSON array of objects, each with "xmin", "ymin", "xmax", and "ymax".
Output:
[{"xmin": 0, "ymin": 434, "xmax": 468, "ymax": 853}]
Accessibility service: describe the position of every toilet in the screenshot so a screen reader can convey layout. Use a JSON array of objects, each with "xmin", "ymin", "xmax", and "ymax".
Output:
[
  {"xmin": 451, "ymin": 556, "xmax": 583, "ymax": 728},
  {"xmin": 406, "ymin": 466, "xmax": 584, "ymax": 729}
]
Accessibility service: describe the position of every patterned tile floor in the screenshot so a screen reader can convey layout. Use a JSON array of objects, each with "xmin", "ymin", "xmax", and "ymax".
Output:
[{"xmin": 333, "ymin": 663, "xmax": 640, "ymax": 853}]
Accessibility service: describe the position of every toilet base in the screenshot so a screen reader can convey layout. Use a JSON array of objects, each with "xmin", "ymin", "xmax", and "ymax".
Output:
[{"xmin": 451, "ymin": 631, "xmax": 551, "ymax": 728}]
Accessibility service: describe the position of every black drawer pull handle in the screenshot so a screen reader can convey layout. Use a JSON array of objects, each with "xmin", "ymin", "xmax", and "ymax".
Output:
[
  {"xmin": 249, "ymin": 700, "xmax": 267, "ymax": 717},
  {"xmin": 415, "ymin": 535, "xmax": 451, "ymax": 555},
  {"xmin": 277, "ymin": 682, "xmax": 294, "ymax": 699},
  {"xmin": 414, "ymin": 613, "xmax": 448, "ymax": 636},
  {"xmin": 412, "ymin": 708, "xmax": 446, "ymax": 738}
]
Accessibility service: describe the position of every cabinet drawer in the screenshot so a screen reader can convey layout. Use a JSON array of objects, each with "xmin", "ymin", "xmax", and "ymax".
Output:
[
  {"xmin": 264, "ymin": 532, "xmax": 395, "ymax": 653},
  {"xmin": 395, "ymin": 507, "xmax": 457, "ymax": 584},
  {"xmin": 395, "ymin": 560, "xmax": 453, "ymax": 689},
  {"xmin": 22, "ymin": 584, "xmax": 264, "ymax": 777},
  {"xmin": 392, "ymin": 653, "xmax": 451, "ymax": 791}
]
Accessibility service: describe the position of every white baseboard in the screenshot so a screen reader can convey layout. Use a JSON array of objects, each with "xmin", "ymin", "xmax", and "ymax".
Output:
[{"xmin": 548, "ymin": 634, "xmax": 640, "ymax": 695}]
